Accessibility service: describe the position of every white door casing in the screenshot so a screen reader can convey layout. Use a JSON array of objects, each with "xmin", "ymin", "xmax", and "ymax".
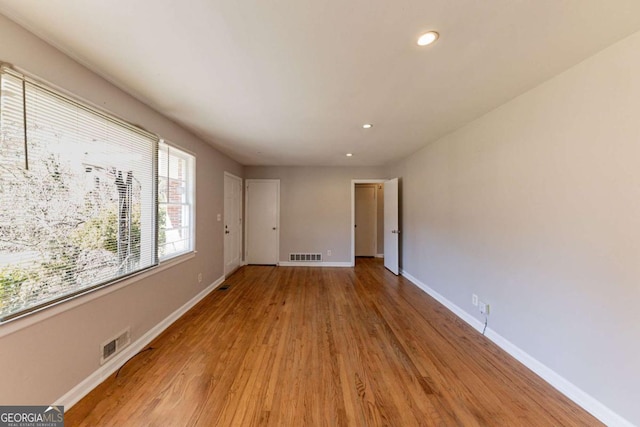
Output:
[
  {"xmin": 245, "ymin": 179, "xmax": 279, "ymax": 265},
  {"xmin": 224, "ymin": 172, "xmax": 242, "ymax": 276},
  {"xmin": 384, "ymin": 178, "xmax": 399, "ymax": 275},
  {"xmin": 355, "ymin": 185, "xmax": 377, "ymax": 256},
  {"xmin": 351, "ymin": 179, "xmax": 386, "ymax": 266}
]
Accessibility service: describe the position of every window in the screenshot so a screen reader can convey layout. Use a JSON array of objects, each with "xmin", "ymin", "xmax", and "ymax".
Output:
[
  {"xmin": 158, "ymin": 142, "xmax": 195, "ymax": 260},
  {"xmin": 0, "ymin": 65, "xmax": 194, "ymax": 322}
]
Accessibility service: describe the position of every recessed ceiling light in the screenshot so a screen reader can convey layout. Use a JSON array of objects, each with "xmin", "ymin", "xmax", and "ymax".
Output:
[
  {"xmin": 346, "ymin": 153, "xmax": 353, "ymax": 157},
  {"xmin": 417, "ymin": 31, "xmax": 439, "ymax": 46},
  {"xmin": 362, "ymin": 124, "xmax": 373, "ymax": 129}
]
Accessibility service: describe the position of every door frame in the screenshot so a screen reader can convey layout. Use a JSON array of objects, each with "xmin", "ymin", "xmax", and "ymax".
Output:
[
  {"xmin": 351, "ymin": 179, "xmax": 386, "ymax": 267},
  {"xmin": 354, "ymin": 184, "xmax": 378, "ymax": 257},
  {"xmin": 244, "ymin": 179, "xmax": 280, "ymax": 265},
  {"xmin": 224, "ymin": 171, "xmax": 243, "ymax": 277}
]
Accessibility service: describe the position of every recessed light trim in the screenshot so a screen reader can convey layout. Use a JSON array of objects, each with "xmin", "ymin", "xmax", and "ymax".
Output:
[
  {"xmin": 362, "ymin": 123, "xmax": 373, "ymax": 129},
  {"xmin": 346, "ymin": 153, "xmax": 353, "ymax": 157},
  {"xmin": 417, "ymin": 31, "xmax": 439, "ymax": 46}
]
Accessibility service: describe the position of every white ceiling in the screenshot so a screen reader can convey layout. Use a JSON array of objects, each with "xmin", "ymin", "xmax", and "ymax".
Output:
[{"xmin": 1, "ymin": 1, "xmax": 640, "ymax": 166}]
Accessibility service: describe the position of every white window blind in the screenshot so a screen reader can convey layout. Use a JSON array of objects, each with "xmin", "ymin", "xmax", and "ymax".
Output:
[
  {"xmin": 0, "ymin": 66, "xmax": 158, "ymax": 321},
  {"xmin": 158, "ymin": 141, "xmax": 194, "ymax": 260}
]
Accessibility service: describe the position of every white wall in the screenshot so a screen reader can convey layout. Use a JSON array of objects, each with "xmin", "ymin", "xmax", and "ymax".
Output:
[
  {"xmin": 0, "ymin": 14, "xmax": 242, "ymax": 405},
  {"xmin": 386, "ymin": 30, "xmax": 640, "ymax": 425},
  {"xmin": 245, "ymin": 166, "xmax": 384, "ymax": 263}
]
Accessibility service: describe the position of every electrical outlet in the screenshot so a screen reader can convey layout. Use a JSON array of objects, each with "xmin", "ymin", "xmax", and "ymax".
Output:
[
  {"xmin": 479, "ymin": 301, "xmax": 490, "ymax": 315},
  {"xmin": 472, "ymin": 294, "xmax": 478, "ymax": 306},
  {"xmin": 327, "ymin": 249, "xmax": 332, "ymax": 256},
  {"xmin": 197, "ymin": 273, "xmax": 202, "ymax": 283}
]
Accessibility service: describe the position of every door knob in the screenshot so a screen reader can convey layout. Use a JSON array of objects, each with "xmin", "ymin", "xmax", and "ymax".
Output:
[{"xmin": 272, "ymin": 227, "xmax": 277, "ymax": 230}]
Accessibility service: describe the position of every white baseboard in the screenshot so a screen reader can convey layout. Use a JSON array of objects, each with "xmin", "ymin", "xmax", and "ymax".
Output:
[
  {"xmin": 400, "ymin": 269, "xmax": 634, "ymax": 427},
  {"xmin": 278, "ymin": 261, "xmax": 352, "ymax": 267},
  {"xmin": 56, "ymin": 275, "xmax": 225, "ymax": 410},
  {"xmin": 400, "ymin": 270, "xmax": 482, "ymax": 331},
  {"xmin": 375, "ymin": 254, "xmax": 384, "ymax": 258}
]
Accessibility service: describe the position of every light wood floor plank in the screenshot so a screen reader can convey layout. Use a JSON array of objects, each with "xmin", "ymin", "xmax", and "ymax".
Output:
[{"xmin": 66, "ymin": 258, "xmax": 602, "ymax": 426}]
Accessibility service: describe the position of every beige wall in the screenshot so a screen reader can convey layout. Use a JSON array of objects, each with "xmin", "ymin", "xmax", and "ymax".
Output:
[
  {"xmin": 386, "ymin": 31, "xmax": 640, "ymax": 425},
  {"xmin": 0, "ymin": 14, "xmax": 242, "ymax": 405},
  {"xmin": 245, "ymin": 167, "xmax": 384, "ymax": 262}
]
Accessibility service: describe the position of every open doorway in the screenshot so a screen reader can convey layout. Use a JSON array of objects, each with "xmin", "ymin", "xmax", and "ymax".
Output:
[
  {"xmin": 351, "ymin": 179, "xmax": 386, "ymax": 266},
  {"xmin": 354, "ymin": 183, "xmax": 383, "ymax": 257}
]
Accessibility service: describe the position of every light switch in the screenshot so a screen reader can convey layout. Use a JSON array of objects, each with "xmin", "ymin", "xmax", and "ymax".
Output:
[{"xmin": 217, "ymin": 213, "xmax": 221, "ymax": 221}]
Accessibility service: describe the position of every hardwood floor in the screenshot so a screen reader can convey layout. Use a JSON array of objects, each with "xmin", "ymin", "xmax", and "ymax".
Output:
[{"xmin": 66, "ymin": 258, "xmax": 601, "ymax": 426}]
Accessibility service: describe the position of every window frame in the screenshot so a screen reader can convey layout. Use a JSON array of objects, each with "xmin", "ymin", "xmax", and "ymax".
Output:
[
  {"xmin": 0, "ymin": 64, "xmax": 197, "ymax": 324},
  {"xmin": 157, "ymin": 140, "xmax": 196, "ymax": 262}
]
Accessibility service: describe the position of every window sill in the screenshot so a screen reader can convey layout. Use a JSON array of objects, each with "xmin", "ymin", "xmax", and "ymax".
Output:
[{"xmin": 0, "ymin": 251, "xmax": 197, "ymax": 338}]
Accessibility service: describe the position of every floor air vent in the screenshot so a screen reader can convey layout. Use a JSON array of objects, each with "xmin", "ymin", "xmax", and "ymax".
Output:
[
  {"xmin": 100, "ymin": 328, "xmax": 131, "ymax": 365},
  {"xmin": 289, "ymin": 253, "xmax": 322, "ymax": 262}
]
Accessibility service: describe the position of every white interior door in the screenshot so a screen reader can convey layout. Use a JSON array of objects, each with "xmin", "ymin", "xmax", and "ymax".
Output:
[
  {"xmin": 246, "ymin": 180, "xmax": 279, "ymax": 265},
  {"xmin": 224, "ymin": 172, "xmax": 242, "ymax": 276},
  {"xmin": 384, "ymin": 178, "xmax": 399, "ymax": 275},
  {"xmin": 355, "ymin": 185, "xmax": 376, "ymax": 256}
]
